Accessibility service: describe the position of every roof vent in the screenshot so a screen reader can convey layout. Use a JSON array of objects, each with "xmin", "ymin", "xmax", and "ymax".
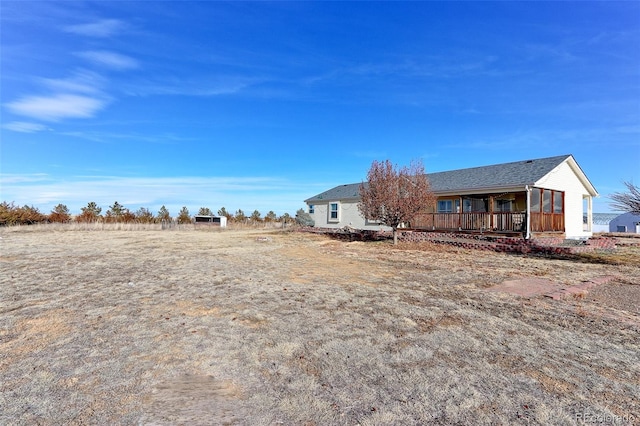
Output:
[{"xmin": 525, "ymin": 160, "xmax": 533, "ymax": 163}]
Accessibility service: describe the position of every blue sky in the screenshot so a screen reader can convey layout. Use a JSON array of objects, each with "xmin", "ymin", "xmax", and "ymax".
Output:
[{"xmin": 1, "ymin": 1, "xmax": 639, "ymax": 216}]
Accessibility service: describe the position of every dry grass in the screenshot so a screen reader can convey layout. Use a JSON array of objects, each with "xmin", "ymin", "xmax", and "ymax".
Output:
[
  {"xmin": 571, "ymin": 246, "xmax": 640, "ymax": 266},
  {"xmin": 1, "ymin": 226, "xmax": 638, "ymax": 425}
]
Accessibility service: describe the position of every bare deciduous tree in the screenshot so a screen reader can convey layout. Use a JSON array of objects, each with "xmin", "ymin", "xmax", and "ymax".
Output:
[
  {"xmin": 609, "ymin": 181, "xmax": 640, "ymax": 214},
  {"xmin": 358, "ymin": 159, "xmax": 435, "ymax": 244}
]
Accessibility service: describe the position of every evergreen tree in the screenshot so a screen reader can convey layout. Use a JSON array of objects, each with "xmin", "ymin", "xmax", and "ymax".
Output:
[
  {"xmin": 250, "ymin": 210, "xmax": 262, "ymax": 222},
  {"xmin": 49, "ymin": 204, "xmax": 71, "ymax": 223},
  {"xmin": 198, "ymin": 207, "xmax": 213, "ymax": 216},
  {"xmin": 136, "ymin": 207, "xmax": 155, "ymax": 223},
  {"xmin": 279, "ymin": 212, "xmax": 291, "ymax": 223},
  {"xmin": 77, "ymin": 202, "xmax": 102, "ymax": 223},
  {"xmin": 295, "ymin": 208, "xmax": 314, "ymax": 226},
  {"xmin": 235, "ymin": 209, "xmax": 246, "ymax": 222},
  {"xmin": 157, "ymin": 205, "xmax": 171, "ymax": 222},
  {"xmin": 218, "ymin": 207, "xmax": 233, "ymax": 221},
  {"xmin": 177, "ymin": 206, "xmax": 192, "ymax": 224},
  {"xmin": 106, "ymin": 201, "xmax": 127, "ymax": 223}
]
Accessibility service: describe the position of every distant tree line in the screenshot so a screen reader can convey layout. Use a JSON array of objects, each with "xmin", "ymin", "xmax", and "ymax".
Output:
[{"xmin": 0, "ymin": 201, "xmax": 293, "ymax": 227}]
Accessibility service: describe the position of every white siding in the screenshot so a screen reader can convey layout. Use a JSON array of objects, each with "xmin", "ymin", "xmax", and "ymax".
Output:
[{"xmin": 535, "ymin": 161, "xmax": 593, "ymax": 239}]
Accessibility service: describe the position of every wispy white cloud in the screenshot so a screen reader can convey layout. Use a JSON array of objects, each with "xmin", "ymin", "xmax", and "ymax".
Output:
[
  {"xmin": 63, "ymin": 19, "xmax": 127, "ymax": 38},
  {"xmin": 3, "ymin": 121, "xmax": 50, "ymax": 133},
  {"xmin": 39, "ymin": 70, "xmax": 105, "ymax": 94},
  {"xmin": 76, "ymin": 50, "xmax": 139, "ymax": 70},
  {"xmin": 304, "ymin": 55, "xmax": 502, "ymax": 86},
  {"xmin": 123, "ymin": 75, "xmax": 257, "ymax": 97},
  {"xmin": 6, "ymin": 94, "xmax": 108, "ymax": 122},
  {"xmin": 0, "ymin": 173, "xmax": 50, "ymax": 184},
  {"xmin": 58, "ymin": 130, "xmax": 197, "ymax": 144}
]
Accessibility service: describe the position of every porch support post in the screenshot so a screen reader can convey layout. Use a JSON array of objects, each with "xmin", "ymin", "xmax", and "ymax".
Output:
[
  {"xmin": 489, "ymin": 195, "xmax": 494, "ymax": 230},
  {"xmin": 525, "ymin": 185, "xmax": 531, "ymax": 239},
  {"xmin": 586, "ymin": 195, "xmax": 593, "ymax": 233}
]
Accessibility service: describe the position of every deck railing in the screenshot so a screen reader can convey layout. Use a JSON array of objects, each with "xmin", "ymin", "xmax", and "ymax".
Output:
[
  {"xmin": 412, "ymin": 212, "xmax": 564, "ymax": 233},
  {"xmin": 412, "ymin": 212, "xmax": 527, "ymax": 232}
]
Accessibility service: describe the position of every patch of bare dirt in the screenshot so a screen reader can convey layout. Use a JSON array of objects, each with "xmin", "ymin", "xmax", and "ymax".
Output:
[{"xmin": 141, "ymin": 375, "xmax": 247, "ymax": 425}]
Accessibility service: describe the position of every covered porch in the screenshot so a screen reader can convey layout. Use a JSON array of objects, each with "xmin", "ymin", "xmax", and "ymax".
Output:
[{"xmin": 411, "ymin": 188, "xmax": 566, "ymax": 236}]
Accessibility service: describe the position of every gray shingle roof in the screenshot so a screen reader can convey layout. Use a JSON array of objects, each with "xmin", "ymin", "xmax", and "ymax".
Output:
[
  {"xmin": 427, "ymin": 154, "xmax": 571, "ymax": 192},
  {"xmin": 305, "ymin": 183, "xmax": 362, "ymax": 203},
  {"xmin": 305, "ymin": 155, "xmax": 572, "ymax": 203}
]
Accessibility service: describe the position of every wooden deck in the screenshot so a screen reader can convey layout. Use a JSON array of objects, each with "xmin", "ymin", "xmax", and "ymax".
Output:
[{"xmin": 412, "ymin": 212, "xmax": 564, "ymax": 233}]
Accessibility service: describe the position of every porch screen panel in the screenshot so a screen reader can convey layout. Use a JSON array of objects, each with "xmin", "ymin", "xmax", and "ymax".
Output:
[
  {"xmin": 530, "ymin": 189, "xmax": 541, "ymax": 212},
  {"xmin": 542, "ymin": 190, "xmax": 552, "ymax": 213},
  {"xmin": 553, "ymin": 191, "xmax": 563, "ymax": 213}
]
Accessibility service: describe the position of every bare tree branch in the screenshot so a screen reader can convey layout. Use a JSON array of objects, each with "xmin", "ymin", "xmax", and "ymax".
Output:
[
  {"xmin": 609, "ymin": 181, "xmax": 640, "ymax": 215},
  {"xmin": 358, "ymin": 159, "xmax": 436, "ymax": 244}
]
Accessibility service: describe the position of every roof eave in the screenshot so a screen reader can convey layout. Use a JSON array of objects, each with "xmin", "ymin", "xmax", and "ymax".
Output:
[
  {"xmin": 433, "ymin": 184, "xmax": 531, "ymax": 197},
  {"xmin": 305, "ymin": 196, "xmax": 360, "ymax": 204},
  {"xmin": 566, "ymin": 155, "xmax": 599, "ymax": 197}
]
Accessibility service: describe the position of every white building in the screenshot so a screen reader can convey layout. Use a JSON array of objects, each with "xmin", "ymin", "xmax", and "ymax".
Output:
[{"xmin": 609, "ymin": 212, "xmax": 640, "ymax": 233}]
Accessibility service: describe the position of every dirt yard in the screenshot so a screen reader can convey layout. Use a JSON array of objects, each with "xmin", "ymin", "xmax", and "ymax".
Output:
[{"xmin": 1, "ymin": 226, "xmax": 638, "ymax": 425}]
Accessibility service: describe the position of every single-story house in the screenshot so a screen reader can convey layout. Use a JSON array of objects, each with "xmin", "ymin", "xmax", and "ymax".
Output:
[
  {"xmin": 609, "ymin": 212, "xmax": 640, "ymax": 233},
  {"xmin": 304, "ymin": 154, "xmax": 598, "ymax": 240}
]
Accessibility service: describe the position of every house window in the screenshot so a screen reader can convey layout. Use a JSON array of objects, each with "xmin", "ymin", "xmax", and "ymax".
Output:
[
  {"xmin": 309, "ymin": 205, "xmax": 314, "ymax": 214},
  {"xmin": 438, "ymin": 200, "xmax": 453, "ymax": 213},
  {"xmin": 464, "ymin": 197, "xmax": 488, "ymax": 212},
  {"xmin": 329, "ymin": 203, "xmax": 339, "ymax": 221},
  {"xmin": 463, "ymin": 198, "xmax": 473, "ymax": 213},
  {"xmin": 494, "ymin": 199, "xmax": 513, "ymax": 212}
]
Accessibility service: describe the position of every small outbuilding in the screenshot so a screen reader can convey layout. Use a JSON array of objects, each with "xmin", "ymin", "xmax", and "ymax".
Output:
[
  {"xmin": 194, "ymin": 215, "xmax": 227, "ymax": 227},
  {"xmin": 609, "ymin": 212, "xmax": 640, "ymax": 233}
]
